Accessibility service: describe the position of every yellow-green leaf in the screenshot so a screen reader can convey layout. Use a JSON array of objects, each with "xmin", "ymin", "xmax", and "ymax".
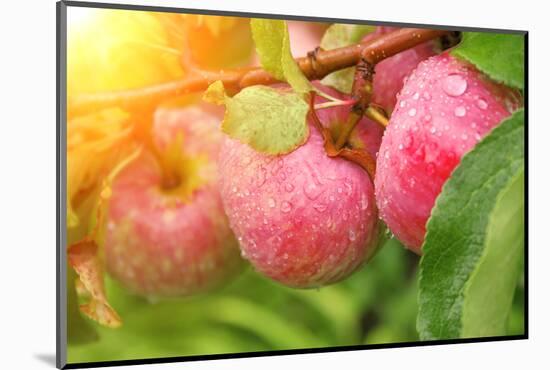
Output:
[
  {"xmin": 206, "ymin": 82, "xmax": 309, "ymax": 154},
  {"xmin": 250, "ymin": 19, "xmax": 312, "ymax": 94}
]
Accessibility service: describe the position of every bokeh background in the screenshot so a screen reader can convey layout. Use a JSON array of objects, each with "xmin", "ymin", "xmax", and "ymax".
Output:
[{"xmin": 68, "ymin": 237, "xmax": 524, "ymax": 363}]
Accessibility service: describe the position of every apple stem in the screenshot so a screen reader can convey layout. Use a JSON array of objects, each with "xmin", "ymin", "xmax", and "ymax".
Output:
[
  {"xmin": 314, "ymin": 99, "xmax": 355, "ymax": 110},
  {"xmin": 308, "ymin": 92, "xmax": 377, "ymax": 179},
  {"xmin": 334, "ymin": 28, "xmax": 451, "ymax": 149},
  {"xmin": 366, "ymin": 106, "xmax": 389, "ymax": 127}
]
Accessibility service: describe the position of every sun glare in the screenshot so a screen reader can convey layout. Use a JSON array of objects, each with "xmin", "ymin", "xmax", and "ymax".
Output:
[{"xmin": 67, "ymin": 7, "xmax": 98, "ymax": 30}]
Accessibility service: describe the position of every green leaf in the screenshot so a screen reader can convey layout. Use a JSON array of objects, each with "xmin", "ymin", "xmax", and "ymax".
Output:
[
  {"xmin": 320, "ymin": 23, "xmax": 375, "ymax": 50},
  {"xmin": 202, "ymin": 80, "xmax": 226, "ymax": 105},
  {"xmin": 320, "ymin": 24, "xmax": 375, "ymax": 94},
  {"xmin": 250, "ymin": 19, "xmax": 286, "ymax": 80},
  {"xmin": 451, "ymin": 32, "xmax": 524, "ymax": 90},
  {"xmin": 461, "ymin": 172, "xmax": 524, "ymax": 337},
  {"xmin": 250, "ymin": 19, "xmax": 312, "ymax": 94},
  {"xmin": 281, "ymin": 30, "xmax": 312, "ymax": 95},
  {"xmin": 417, "ymin": 109, "xmax": 525, "ymax": 340},
  {"xmin": 205, "ymin": 82, "xmax": 309, "ymax": 155}
]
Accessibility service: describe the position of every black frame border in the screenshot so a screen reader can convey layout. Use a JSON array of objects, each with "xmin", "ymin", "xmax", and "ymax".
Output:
[{"xmin": 56, "ymin": 1, "xmax": 529, "ymax": 369}]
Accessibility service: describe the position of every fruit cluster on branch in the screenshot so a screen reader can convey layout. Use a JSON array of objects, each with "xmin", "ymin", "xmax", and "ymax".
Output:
[{"xmin": 68, "ymin": 19, "xmax": 522, "ymax": 330}]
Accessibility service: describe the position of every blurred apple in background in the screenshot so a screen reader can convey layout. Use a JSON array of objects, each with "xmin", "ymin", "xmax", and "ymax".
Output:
[
  {"xmin": 104, "ymin": 101, "xmax": 245, "ymax": 298},
  {"xmin": 287, "ymin": 21, "xmax": 329, "ymax": 57}
]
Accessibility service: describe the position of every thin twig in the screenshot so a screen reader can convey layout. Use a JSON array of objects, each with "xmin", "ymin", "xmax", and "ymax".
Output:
[{"xmin": 68, "ymin": 28, "xmax": 451, "ymax": 118}]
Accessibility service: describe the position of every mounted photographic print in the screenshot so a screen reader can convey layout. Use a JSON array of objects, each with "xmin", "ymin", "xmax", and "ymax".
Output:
[{"xmin": 57, "ymin": 1, "xmax": 527, "ymax": 368}]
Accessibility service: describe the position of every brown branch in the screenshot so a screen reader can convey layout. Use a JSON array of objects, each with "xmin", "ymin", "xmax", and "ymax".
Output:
[{"xmin": 68, "ymin": 28, "xmax": 451, "ymax": 118}]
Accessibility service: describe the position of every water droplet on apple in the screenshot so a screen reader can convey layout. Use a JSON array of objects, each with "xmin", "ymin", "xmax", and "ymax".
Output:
[
  {"xmin": 256, "ymin": 167, "xmax": 267, "ymax": 187},
  {"xmin": 348, "ymin": 229, "xmax": 356, "ymax": 241},
  {"xmin": 281, "ymin": 201, "xmax": 292, "ymax": 213},
  {"xmin": 313, "ymin": 203, "xmax": 327, "ymax": 213},
  {"xmin": 361, "ymin": 195, "xmax": 369, "ymax": 210},
  {"xmin": 477, "ymin": 98, "xmax": 488, "ymax": 110},
  {"xmin": 408, "ymin": 108, "xmax": 417, "ymax": 117},
  {"xmin": 403, "ymin": 135, "xmax": 413, "ymax": 149},
  {"xmin": 454, "ymin": 106, "xmax": 466, "ymax": 117},
  {"xmin": 268, "ymin": 198, "xmax": 276, "ymax": 208},
  {"xmin": 443, "ymin": 74, "xmax": 467, "ymax": 97},
  {"xmin": 285, "ymin": 183, "xmax": 294, "ymax": 192},
  {"xmin": 303, "ymin": 182, "xmax": 323, "ymax": 200},
  {"xmin": 427, "ymin": 163, "xmax": 436, "ymax": 175}
]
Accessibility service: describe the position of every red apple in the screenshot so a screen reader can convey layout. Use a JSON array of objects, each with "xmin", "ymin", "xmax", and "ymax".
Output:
[
  {"xmin": 375, "ymin": 52, "xmax": 522, "ymax": 253},
  {"xmin": 104, "ymin": 103, "xmax": 244, "ymax": 298},
  {"xmin": 218, "ymin": 83, "xmax": 384, "ymax": 288}
]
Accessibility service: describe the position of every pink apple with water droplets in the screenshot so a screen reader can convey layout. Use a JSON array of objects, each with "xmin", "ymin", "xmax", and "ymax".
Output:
[
  {"xmin": 104, "ymin": 104, "xmax": 244, "ymax": 298},
  {"xmin": 375, "ymin": 52, "xmax": 522, "ymax": 253},
  {"xmin": 219, "ymin": 84, "xmax": 383, "ymax": 288}
]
